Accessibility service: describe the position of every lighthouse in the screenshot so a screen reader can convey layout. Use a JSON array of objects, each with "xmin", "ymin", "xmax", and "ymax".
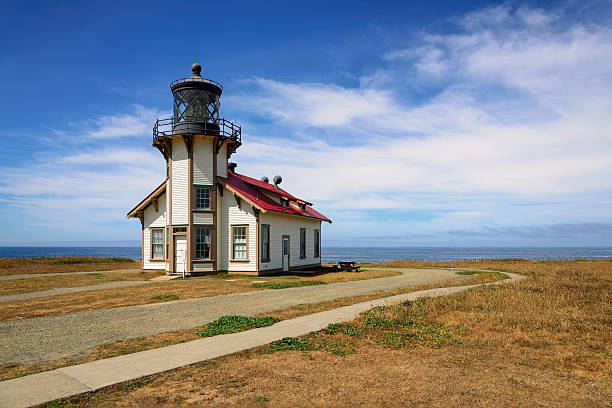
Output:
[{"xmin": 128, "ymin": 63, "xmax": 330, "ymax": 276}]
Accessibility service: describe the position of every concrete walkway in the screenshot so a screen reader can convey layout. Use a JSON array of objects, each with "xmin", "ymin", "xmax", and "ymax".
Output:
[
  {"xmin": 0, "ymin": 269, "xmax": 141, "ymax": 281},
  {"xmin": 0, "ymin": 272, "xmax": 525, "ymax": 408},
  {"xmin": 0, "ymin": 280, "xmax": 155, "ymax": 303},
  {"xmin": 0, "ymin": 268, "xmax": 462, "ymax": 365}
]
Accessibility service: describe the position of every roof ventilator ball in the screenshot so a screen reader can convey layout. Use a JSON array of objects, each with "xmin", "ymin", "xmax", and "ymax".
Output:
[
  {"xmin": 260, "ymin": 176, "xmax": 270, "ymax": 183},
  {"xmin": 273, "ymin": 175, "xmax": 282, "ymax": 188}
]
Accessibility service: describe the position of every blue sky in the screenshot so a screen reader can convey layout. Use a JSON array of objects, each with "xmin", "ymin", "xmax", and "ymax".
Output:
[{"xmin": 1, "ymin": 0, "xmax": 611, "ymax": 247}]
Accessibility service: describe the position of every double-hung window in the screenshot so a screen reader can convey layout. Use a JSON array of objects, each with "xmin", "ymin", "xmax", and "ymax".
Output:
[
  {"xmin": 314, "ymin": 229, "xmax": 320, "ymax": 258},
  {"xmin": 300, "ymin": 228, "xmax": 306, "ymax": 259},
  {"xmin": 195, "ymin": 227, "xmax": 211, "ymax": 259},
  {"xmin": 195, "ymin": 187, "xmax": 211, "ymax": 210},
  {"xmin": 151, "ymin": 228, "xmax": 164, "ymax": 259},
  {"xmin": 232, "ymin": 226, "xmax": 248, "ymax": 260},
  {"xmin": 261, "ymin": 224, "xmax": 270, "ymax": 261}
]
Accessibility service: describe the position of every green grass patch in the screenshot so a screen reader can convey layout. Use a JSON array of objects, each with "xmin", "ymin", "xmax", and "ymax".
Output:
[
  {"xmin": 254, "ymin": 395, "xmax": 270, "ymax": 402},
  {"xmin": 197, "ymin": 315, "xmax": 280, "ymax": 337},
  {"xmin": 455, "ymin": 270, "xmax": 510, "ymax": 279},
  {"xmin": 324, "ymin": 323, "xmax": 361, "ymax": 336},
  {"xmin": 455, "ymin": 270, "xmax": 481, "ymax": 275},
  {"xmin": 264, "ymin": 336, "xmax": 354, "ymax": 356},
  {"xmin": 362, "ymin": 305, "xmax": 462, "ymax": 348},
  {"xmin": 151, "ymin": 294, "xmax": 179, "ymax": 302},
  {"xmin": 265, "ymin": 337, "xmax": 314, "ymax": 353},
  {"xmin": 251, "ymin": 280, "xmax": 326, "ymax": 289}
]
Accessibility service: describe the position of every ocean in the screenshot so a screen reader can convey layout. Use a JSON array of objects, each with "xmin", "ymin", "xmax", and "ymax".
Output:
[{"xmin": 0, "ymin": 246, "xmax": 610, "ymax": 263}]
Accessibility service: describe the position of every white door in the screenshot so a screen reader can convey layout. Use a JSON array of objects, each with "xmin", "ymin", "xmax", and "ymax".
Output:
[
  {"xmin": 174, "ymin": 236, "xmax": 187, "ymax": 273},
  {"xmin": 282, "ymin": 236, "xmax": 290, "ymax": 272}
]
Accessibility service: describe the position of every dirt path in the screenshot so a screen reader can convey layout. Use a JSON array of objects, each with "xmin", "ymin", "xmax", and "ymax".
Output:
[
  {"xmin": 0, "ymin": 268, "xmax": 465, "ymax": 365},
  {"xmin": 0, "ymin": 269, "xmax": 142, "ymax": 281},
  {"xmin": 0, "ymin": 281, "xmax": 155, "ymax": 303}
]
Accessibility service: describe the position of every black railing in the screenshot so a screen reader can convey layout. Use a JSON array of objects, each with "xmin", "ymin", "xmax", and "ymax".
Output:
[
  {"xmin": 170, "ymin": 76, "xmax": 223, "ymax": 91},
  {"xmin": 153, "ymin": 117, "xmax": 241, "ymax": 143}
]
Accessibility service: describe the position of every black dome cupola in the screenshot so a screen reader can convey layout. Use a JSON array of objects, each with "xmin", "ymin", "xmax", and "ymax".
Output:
[{"xmin": 152, "ymin": 62, "xmax": 241, "ymax": 159}]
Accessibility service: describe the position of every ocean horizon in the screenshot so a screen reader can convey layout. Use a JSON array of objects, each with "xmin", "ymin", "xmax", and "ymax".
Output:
[{"xmin": 0, "ymin": 246, "xmax": 610, "ymax": 264}]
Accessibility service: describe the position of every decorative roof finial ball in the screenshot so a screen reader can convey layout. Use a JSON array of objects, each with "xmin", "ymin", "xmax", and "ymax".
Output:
[{"xmin": 191, "ymin": 62, "xmax": 202, "ymax": 77}]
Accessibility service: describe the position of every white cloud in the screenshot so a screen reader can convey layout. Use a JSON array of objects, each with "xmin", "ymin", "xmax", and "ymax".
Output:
[
  {"xmin": 2, "ymin": 4, "xmax": 611, "ymax": 245},
  {"xmin": 0, "ymin": 107, "xmax": 166, "ymax": 241},
  {"xmin": 228, "ymin": 5, "xmax": 612, "ymax": 243}
]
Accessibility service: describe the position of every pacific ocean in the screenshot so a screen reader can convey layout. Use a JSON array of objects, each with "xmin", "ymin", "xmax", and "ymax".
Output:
[{"xmin": 0, "ymin": 246, "xmax": 610, "ymax": 263}]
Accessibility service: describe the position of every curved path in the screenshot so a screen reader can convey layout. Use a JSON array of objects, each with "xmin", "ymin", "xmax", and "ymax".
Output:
[
  {"xmin": 0, "ymin": 269, "xmax": 141, "ymax": 281},
  {"xmin": 0, "ymin": 280, "xmax": 155, "ymax": 303},
  {"xmin": 0, "ymin": 268, "xmax": 465, "ymax": 365},
  {"xmin": 0, "ymin": 271, "xmax": 525, "ymax": 408}
]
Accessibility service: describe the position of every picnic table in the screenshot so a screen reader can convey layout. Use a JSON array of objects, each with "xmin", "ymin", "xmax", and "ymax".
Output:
[{"xmin": 337, "ymin": 261, "xmax": 362, "ymax": 272}]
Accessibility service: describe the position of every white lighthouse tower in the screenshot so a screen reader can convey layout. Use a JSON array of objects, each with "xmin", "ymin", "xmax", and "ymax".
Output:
[{"xmin": 128, "ymin": 63, "xmax": 330, "ymax": 276}]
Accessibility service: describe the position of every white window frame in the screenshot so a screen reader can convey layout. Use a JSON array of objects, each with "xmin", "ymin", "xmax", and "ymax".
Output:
[
  {"xmin": 151, "ymin": 228, "xmax": 165, "ymax": 260},
  {"xmin": 231, "ymin": 225, "xmax": 249, "ymax": 261},
  {"xmin": 195, "ymin": 227, "xmax": 211, "ymax": 260}
]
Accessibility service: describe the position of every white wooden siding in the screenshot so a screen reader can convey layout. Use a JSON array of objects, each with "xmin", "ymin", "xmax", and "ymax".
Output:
[
  {"xmin": 193, "ymin": 262, "xmax": 214, "ymax": 272},
  {"xmin": 193, "ymin": 212, "xmax": 213, "ymax": 224},
  {"xmin": 216, "ymin": 142, "xmax": 227, "ymax": 178},
  {"xmin": 171, "ymin": 140, "xmax": 188, "ymax": 225},
  {"xmin": 193, "ymin": 138, "xmax": 214, "ymax": 184},
  {"xmin": 259, "ymin": 213, "xmax": 321, "ymax": 272},
  {"xmin": 217, "ymin": 186, "xmax": 257, "ymax": 272},
  {"xmin": 143, "ymin": 193, "xmax": 167, "ymax": 270}
]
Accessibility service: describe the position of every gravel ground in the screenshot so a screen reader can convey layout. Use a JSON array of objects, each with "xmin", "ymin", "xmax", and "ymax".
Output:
[
  {"xmin": 0, "ymin": 281, "xmax": 155, "ymax": 303},
  {"xmin": 0, "ymin": 269, "xmax": 141, "ymax": 281},
  {"xmin": 0, "ymin": 268, "xmax": 466, "ymax": 365}
]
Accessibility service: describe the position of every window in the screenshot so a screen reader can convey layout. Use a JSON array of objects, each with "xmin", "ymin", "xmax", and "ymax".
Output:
[
  {"xmin": 195, "ymin": 227, "xmax": 211, "ymax": 259},
  {"xmin": 261, "ymin": 224, "xmax": 270, "ymax": 261},
  {"xmin": 195, "ymin": 187, "xmax": 211, "ymax": 209},
  {"xmin": 300, "ymin": 228, "xmax": 306, "ymax": 259},
  {"xmin": 299, "ymin": 203, "xmax": 306, "ymax": 211},
  {"xmin": 281, "ymin": 198, "xmax": 290, "ymax": 208},
  {"xmin": 314, "ymin": 229, "xmax": 320, "ymax": 258},
  {"xmin": 174, "ymin": 227, "xmax": 187, "ymax": 233},
  {"xmin": 232, "ymin": 226, "xmax": 248, "ymax": 260},
  {"xmin": 151, "ymin": 228, "xmax": 164, "ymax": 259}
]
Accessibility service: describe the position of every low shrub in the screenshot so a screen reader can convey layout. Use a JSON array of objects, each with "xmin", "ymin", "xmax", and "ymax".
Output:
[{"xmin": 197, "ymin": 315, "xmax": 280, "ymax": 337}]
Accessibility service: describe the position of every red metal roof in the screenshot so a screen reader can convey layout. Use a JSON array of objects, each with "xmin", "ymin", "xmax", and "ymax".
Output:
[
  {"xmin": 221, "ymin": 171, "xmax": 331, "ymax": 223},
  {"xmin": 229, "ymin": 172, "xmax": 312, "ymax": 205}
]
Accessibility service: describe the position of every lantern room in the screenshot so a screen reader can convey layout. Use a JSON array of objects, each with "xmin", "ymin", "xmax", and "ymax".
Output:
[{"xmin": 170, "ymin": 63, "xmax": 222, "ymax": 135}]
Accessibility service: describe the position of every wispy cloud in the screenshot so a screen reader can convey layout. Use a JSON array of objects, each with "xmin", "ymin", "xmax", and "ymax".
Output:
[
  {"xmin": 227, "ymin": 4, "xmax": 612, "ymax": 244},
  {"xmin": 0, "ymin": 107, "xmax": 166, "ymax": 241},
  {"xmin": 2, "ymin": 4, "xmax": 611, "ymax": 245}
]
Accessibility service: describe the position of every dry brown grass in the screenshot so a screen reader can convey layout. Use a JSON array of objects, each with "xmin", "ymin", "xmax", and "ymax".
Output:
[
  {"xmin": 49, "ymin": 260, "xmax": 611, "ymax": 407},
  {"xmin": 0, "ymin": 268, "xmax": 400, "ymax": 321},
  {"xmin": 0, "ymin": 271, "xmax": 500, "ymax": 382},
  {"xmin": 0, "ymin": 257, "xmax": 141, "ymax": 276},
  {"xmin": 0, "ymin": 270, "xmax": 164, "ymax": 296}
]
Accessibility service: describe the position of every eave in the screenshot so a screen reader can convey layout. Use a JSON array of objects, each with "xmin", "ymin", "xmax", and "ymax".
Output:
[{"xmin": 126, "ymin": 179, "xmax": 167, "ymax": 219}]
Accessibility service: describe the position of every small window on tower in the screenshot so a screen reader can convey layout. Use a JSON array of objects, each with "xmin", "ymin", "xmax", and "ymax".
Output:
[{"xmin": 195, "ymin": 187, "xmax": 211, "ymax": 209}]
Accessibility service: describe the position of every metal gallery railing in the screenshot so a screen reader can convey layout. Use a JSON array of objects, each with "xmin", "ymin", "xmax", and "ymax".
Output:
[
  {"xmin": 153, "ymin": 117, "xmax": 241, "ymax": 143},
  {"xmin": 170, "ymin": 76, "xmax": 223, "ymax": 90}
]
